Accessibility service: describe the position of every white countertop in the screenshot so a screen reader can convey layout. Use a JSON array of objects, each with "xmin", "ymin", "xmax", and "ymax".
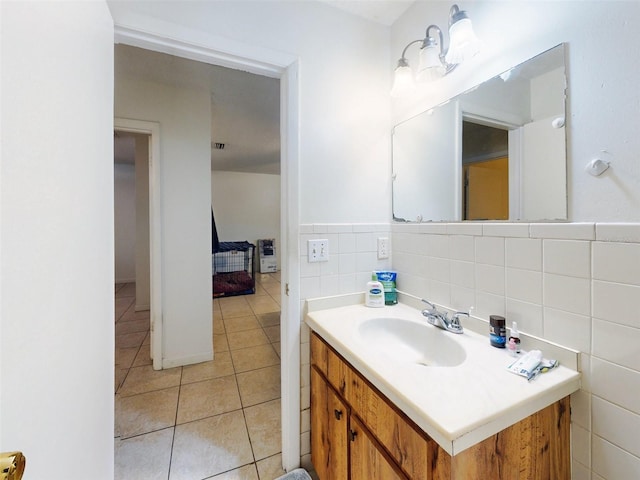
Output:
[{"xmin": 305, "ymin": 296, "xmax": 581, "ymax": 456}]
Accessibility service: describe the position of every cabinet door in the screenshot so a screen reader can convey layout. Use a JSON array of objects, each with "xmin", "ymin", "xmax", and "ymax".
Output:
[
  {"xmin": 350, "ymin": 415, "xmax": 408, "ymax": 480},
  {"xmin": 311, "ymin": 367, "xmax": 348, "ymax": 480}
]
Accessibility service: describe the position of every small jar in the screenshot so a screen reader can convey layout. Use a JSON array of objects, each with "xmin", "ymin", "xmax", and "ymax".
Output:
[{"xmin": 489, "ymin": 315, "xmax": 506, "ymax": 348}]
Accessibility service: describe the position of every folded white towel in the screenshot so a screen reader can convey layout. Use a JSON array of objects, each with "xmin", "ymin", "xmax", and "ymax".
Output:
[{"xmin": 274, "ymin": 468, "xmax": 312, "ymax": 480}]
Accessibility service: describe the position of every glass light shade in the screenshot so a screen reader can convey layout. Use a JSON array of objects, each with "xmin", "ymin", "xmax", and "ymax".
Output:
[
  {"xmin": 391, "ymin": 64, "xmax": 416, "ymax": 97},
  {"xmin": 416, "ymin": 44, "xmax": 445, "ymax": 82},
  {"xmin": 445, "ymin": 17, "xmax": 480, "ymax": 65}
]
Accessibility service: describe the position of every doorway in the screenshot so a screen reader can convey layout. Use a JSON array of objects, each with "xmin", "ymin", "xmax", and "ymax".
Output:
[
  {"xmin": 114, "ymin": 119, "xmax": 162, "ymax": 370},
  {"xmin": 462, "ymin": 120, "xmax": 510, "ymax": 221},
  {"xmin": 113, "ymin": 29, "xmax": 301, "ymax": 470}
]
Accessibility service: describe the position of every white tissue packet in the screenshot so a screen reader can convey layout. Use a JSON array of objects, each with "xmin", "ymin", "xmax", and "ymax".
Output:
[{"xmin": 507, "ymin": 350, "xmax": 542, "ymax": 379}]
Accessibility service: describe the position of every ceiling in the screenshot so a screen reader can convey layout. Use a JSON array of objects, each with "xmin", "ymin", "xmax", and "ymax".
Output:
[
  {"xmin": 114, "ymin": 44, "xmax": 281, "ymax": 175},
  {"xmin": 113, "ymin": 1, "xmax": 414, "ymax": 174},
  {"xmin": 318, "ymin": 0, "xmax": 414, "ymax": 26}
]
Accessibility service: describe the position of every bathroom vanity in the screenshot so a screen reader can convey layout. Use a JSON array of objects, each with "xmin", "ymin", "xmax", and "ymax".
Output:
[{"xmin": 305, "ymin": 296, "xmax": 580, "ymax": 479}]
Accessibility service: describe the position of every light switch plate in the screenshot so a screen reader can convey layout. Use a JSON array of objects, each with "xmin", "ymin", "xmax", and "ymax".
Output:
[{"xmin": 308, "ymin": 239, "xmax": 329, "ymax": 262}]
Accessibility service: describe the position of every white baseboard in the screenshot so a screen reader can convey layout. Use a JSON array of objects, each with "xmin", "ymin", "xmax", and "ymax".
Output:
[{"xmin": 162, "ymin": 351, "xmax": 213, "ymax": 369}]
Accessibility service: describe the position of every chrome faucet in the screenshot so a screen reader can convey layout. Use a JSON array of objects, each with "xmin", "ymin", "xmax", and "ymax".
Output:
[{"xmin": 421, "ymin": 299, "xmax": 467, "ymax": 334}]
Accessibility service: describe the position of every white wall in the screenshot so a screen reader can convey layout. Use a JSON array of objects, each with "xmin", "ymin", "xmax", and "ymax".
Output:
[
  {"xmin": 391, "ymin": 222, "xmax": 640, "ymax": 480},
  {"xmin": 391, "ymin": 1, "xmax": 640, "ymax": 222},
  {"xmin": 107, "ymin": 0, "xmax": 392, "ymax": 224},
  {"xmin": 114, "ymin": 163, "xmax": 136, "ymax": 282},
  {"xmin": 211, "ymin": 171, "xmax": 280, "ymax": 269},
  {"xmin": 0, "ymin": 1, "xmax": 115, "ymax": 478},
  {"xmin": 114, "ymin": 75, "xmax": 213, "ymax": 367}
]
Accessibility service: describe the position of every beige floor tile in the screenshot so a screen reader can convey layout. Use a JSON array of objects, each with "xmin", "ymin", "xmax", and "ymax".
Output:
[
  {"xmin": 142, "ymin": 331, "xmax": 150, "ymax": 346},
  {"xmin": 236, "ymin": 365, "xmax": 281, "ymax": 407},
  {"xmin": 116, "ymin": 283, "xmax": 137, "ymax": 298},
  {"xmin": 116, "ymin": 331, "xmax": 147, "ymax": 349},
  {"xmin": 119, "ymin": 308, "xmax": 151, "ymax": 323},
  {"xmin": 115, "ymin": 428, "xmax": 173, "ymax": 480},
  {"xmin": 115, "ymin": 368, "xmax": 128, "ymax": 392},
  {"xmin": 237, "ymin": 365, "xmax": 281, "ymax": 407},
  {"xmin": 244, "ymin": 399, "xmax": 282, "ymax": 461},
  {"xmin": 115, "ymin": 346, "xmax": 139, "ymax": 370},
  {"xmin": 228, "ymin": 328, "xmax": 270, "ymax": 350},
  {"xmin": 176, "ymin": 375, "xmax": 241, "ymax": 424},
  {"xmin": 119, "ymin": 364, "xmax": 182, "ymax": 396},
  {"xmin": 257, "ymin": 312, "xmax": 280, "ymax": 328},
  {"xmin": 170, "ymin": 410, "xmax": 254, "ymax": 480},
  {"xmin": 214, "ymin": 334, "xmax": 230, "ymax": 353},
  {"xmin": 219, "ymin": 297, "xmax": 254, "ymax": 318},
  {"xmin": 182, "ymin": 352, "xmax": 234, "ymax": 384},
  {"xmin": 253, "ymin": 284, "xmax": 268, "ymax": 296},
  {"xmin": 213, "ymin": 317, "xmax": 226, "ymax": 334},
  {"xmin": 272, "ymin": 342, "xmax": 281, "ymax": 357},
  {"xmin": 225, "ymin": 315, "xmax": 261, "ymax": 333},
  {"xmin": 247, "ymin": 296, "xmax": 280, "ymax": 315},
  {"xmin": 263, "ymin": 284, "xmax": 281, "ymax": 297},
  {"xmin": 115, "ymin": 318, "xmax": 149, "ymax": 336},
  {"xmin": 115, "ymin": 387, "xmax": 179, "ymax": 439},
  {"xmin": 256, "ymin": 454, "xmax": 286, "ymax": 480},
  {"xmin": 231, "ymin": 344, "xmax": 280, "ymax": 373},
  {"xmin": 212, "ymin": 464, "xmax": 259, "ymax": 480},
  {"xmin": 263, "ymin": 325, "xmax": 280, "ymax": 343},
  {"xmin": 132, "ymin": 343, "xmax": 152, "ymax": 367}
]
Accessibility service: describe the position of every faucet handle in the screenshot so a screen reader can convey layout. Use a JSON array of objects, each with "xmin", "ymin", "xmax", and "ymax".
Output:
[
  {"xmin": 421, "ymin": 299, "xmax": 438, "ymax": 316},
  {"xmin": 451, "ymin": 309, "xmax": 470, "ymax": 327}
]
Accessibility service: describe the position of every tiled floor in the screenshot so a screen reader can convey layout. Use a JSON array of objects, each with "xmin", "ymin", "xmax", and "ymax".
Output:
[{"xmin": 114, "ymin": 273, "xmax": 286, "ymax": 480}]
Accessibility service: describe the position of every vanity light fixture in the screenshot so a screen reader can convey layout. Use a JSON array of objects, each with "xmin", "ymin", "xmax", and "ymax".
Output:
[{"xmin": 391, "ymin": 4, "xmax": 481, "ymax": 97}]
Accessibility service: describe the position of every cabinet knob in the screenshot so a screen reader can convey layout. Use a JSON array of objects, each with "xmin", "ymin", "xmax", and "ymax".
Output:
[
  {"xmin": 349, "ymin": 430, "xmax": 358, "ymax": 442},
  {"xmin": 334, "ymin": 409, "xmax": 343, "ymax": 420}
]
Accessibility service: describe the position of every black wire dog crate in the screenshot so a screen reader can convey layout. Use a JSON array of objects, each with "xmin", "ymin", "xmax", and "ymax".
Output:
[{"xmin": 212, "ymin": 241, "xmax": 256, "ymax": 298}]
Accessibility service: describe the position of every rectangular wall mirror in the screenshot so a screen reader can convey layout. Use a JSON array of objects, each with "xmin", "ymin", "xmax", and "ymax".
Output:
[{"xmin": 392, "ymin": 44, "xmax": 567, "ymax": 223}]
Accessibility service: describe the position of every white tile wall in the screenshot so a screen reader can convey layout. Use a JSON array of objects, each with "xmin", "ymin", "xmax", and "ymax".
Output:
[
  {"xmin": 300, "ymin": 222, "xmax": 640, "ymax": 480},
  {"xmin": 387, "ymin": 221, "xmax": 640, "ymax": 480}
]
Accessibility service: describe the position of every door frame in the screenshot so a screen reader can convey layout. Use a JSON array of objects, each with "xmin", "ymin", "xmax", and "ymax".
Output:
[
  {"xmin": 114, "ymin": 118, "xmax": 162, "ymax": 371},
  {"xmin": 113, "ymin": 27, "xmax": 302, "ymax": 470}
]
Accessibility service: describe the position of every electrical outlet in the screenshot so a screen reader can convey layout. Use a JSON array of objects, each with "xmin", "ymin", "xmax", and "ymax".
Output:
[
  {"xmin": 308, "ymin": 239, "xmax": 329, "ymax": 262},
  {"xmin": 377, "ymin": 237, "xmax": 390, "ymax": 259}
]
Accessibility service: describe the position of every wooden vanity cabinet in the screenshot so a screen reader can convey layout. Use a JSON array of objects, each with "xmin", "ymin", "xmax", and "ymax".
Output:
[{"xmin": 310, "ymin": 331, "xmax": 570, "ymax": 480}]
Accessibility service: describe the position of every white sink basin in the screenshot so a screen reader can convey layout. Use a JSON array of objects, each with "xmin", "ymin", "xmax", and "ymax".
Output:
[{"xmin": 357, "ymin": 317, "xmax": 466, "ymax": 367}]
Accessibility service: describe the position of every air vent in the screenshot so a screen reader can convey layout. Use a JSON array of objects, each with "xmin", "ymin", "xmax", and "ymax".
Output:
[{"xmin": 212, "ymin": 142, "xmax": 225, "ymax": 150}]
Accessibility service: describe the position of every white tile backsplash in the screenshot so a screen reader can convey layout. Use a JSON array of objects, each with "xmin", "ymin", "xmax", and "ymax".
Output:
[
  {"xmin": 543, "ymin": 273, "xmax": 591, "ymax": 316},
  {"xmin": 571, "ymin": 423, "xmax": 591, "ymax": 468},
  {"xmin": 530, "ymin": 222, "xmax": 595, "ymax": 240},
  {"xmin": 592, "ymin": 280, "xmax": 640, "ymax": 329},
  {"xmin": 543, "ymin": 239, "xmax": 591, "ymax": 278},
  {"xmin": 593, "ymin": 241, "xmax": 640, "ymax": 286},
  {"xmin": 450, "ymin": 260, "xmax": 475, "ymax": 288},
  {"xmin": 482, "ymin": 222, "xmax": 530, "ymax": 238},
  {"xmin": 475, "ymin": 263, "xmax": 505, "ymax": 296},
  {"xmin": 543, "ymin": 307, "xmax": 591, "ymax": 353},
  {"xmin": 596, "ymin": 223, "xmax": 640, "ymax": 243},
  {"xmin": 450, "ymin": 235, "xmax": 475, "ymax": 261},
  {"xmin": 591, "ymin": 357, "xmax": 640, "ymax": 415},
  {"xmin": 505, "ymin": 298, "xmax": 544, "ymax": 337},
  {"xmin": 303, "ymin": 222, "xmax": 640, "ymax": 478},
  {"xmin": 338, "ymin": 233, "xmax": 357, "ymax": 253},
  {"xmin": 475, "ymin": 236, "xmax": 505, "ymax": 266},
  {"xmin": 592, "ymin": 319, "xmax": 640, "ymax": 371},
  {"xmin": 505, "ymin": 237, "xmax": 542, "ymax": 271},
  {"xmin": 592, "ymin": 435, "xmax": 640, "ymax": 480},
  {"xmin": 506, "ymin": 268, "xmax": 542, "ymax": 304},
  {"xmin": 592, "ymin": 396, "xmax": 640, "ymax": 458}
]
